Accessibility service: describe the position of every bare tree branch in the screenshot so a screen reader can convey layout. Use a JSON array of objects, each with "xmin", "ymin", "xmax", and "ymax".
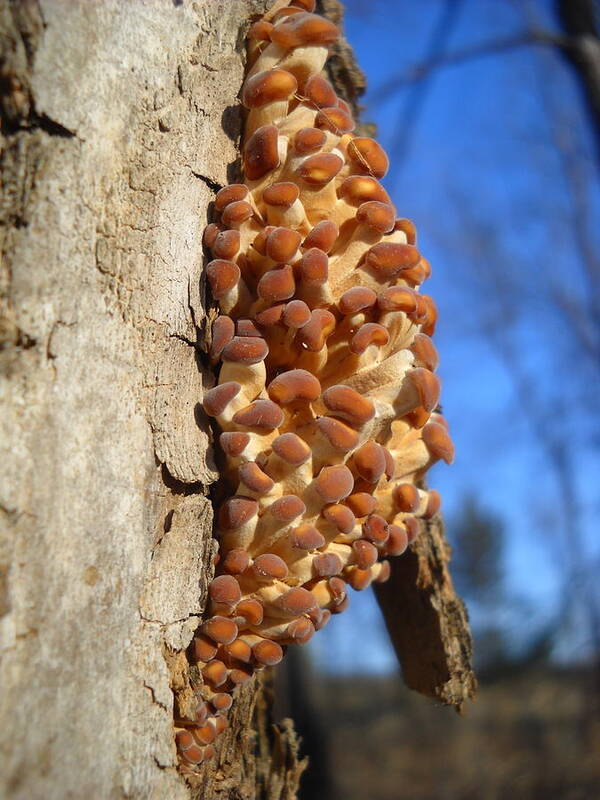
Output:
[{"xmin": 371, "ymin": 29, "xmax": 571, "ymax": 103}]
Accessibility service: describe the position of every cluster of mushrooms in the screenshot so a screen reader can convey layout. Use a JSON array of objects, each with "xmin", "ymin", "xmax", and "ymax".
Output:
[{"xmin": 175, "ymin": 0, "xmax": 454, "ymax": 769}]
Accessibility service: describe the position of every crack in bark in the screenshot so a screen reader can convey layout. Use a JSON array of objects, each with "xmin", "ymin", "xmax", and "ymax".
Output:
[{"xmin": 190, "ymin": 170, "xmax": 223, "ymax": 194}]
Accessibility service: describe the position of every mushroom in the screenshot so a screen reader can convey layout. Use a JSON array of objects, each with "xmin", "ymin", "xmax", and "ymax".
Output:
[{"xmin": 179, "ymin": 0, "xmax": 454, "ymax": 770}]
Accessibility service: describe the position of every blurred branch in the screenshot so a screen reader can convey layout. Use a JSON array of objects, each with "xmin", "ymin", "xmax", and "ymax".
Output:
[
  {"xmin": 372, "ymin": 29, "xmax": 570, "ymax": 103},
  {"xmin": 479, "ymin": 308, "xmax": 600, "ymax": 663},
  {"xmin": 388, "ymin": 0, "xmax": 466, "ymax": 183},
  {"xmin": 523, "ymin": 0, "xmax": 600, "ymax": 365},
  {"xmin": 557, "ymin": 0, "xmax": 600, "ymax": 145}
]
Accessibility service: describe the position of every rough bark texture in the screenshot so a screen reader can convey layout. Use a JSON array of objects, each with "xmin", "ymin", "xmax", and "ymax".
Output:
[{"xmin": 0, "ymin": 1, "xmax": 303, "ymax": 798}]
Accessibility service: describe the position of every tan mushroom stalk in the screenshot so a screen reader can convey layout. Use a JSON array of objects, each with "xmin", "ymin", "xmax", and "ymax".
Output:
[{"xmin": 176, "ymin": 1, "xmax": 454, "ymax": 770}]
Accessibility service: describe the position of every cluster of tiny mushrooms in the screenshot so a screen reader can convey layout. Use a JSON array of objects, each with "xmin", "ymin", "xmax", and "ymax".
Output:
[{"xmin": 175, "ymin": 0, "xmax": 454, "ymax": 769}]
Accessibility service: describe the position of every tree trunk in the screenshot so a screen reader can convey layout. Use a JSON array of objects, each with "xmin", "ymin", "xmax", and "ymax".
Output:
[{"xmin": 0, "ymin": 1, "xmax": 303, "ymax": 797}]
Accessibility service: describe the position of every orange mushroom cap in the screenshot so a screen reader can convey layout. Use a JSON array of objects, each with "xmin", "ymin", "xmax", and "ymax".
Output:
[{"xmin": 242, "ymin": 68, "xmax": 298, "ymax": 108}]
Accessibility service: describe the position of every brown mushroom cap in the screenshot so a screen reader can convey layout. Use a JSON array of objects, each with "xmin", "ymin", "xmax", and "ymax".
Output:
[
  {"xmin": 352, "ymin": 539, "xmax": 378, "ymax": 569},
  {"xmin": 338, "ymin": 286, "xmax": 377, "ymax": 315},
  {"xmin": 212, "ymin": 229, "xmax": 241, "ymax": 260},
  {"xmin": 365, "ymin": 242, "xmax": 421, "ymax": 278},
  {"xmin": 268, "ymin": 494, "xmax": 306, "ymax": 523},
  {"xmin": 236, "ymin": 318, "xmax": 262, "ymax": 338},
  {"xmin": 224, "ymin": 638, "xmax": 252, "ymax": 664},
  {"xmin": 201, "ymin": 659, "xmax": 228, "ymax": 686},
  {"xmin": 339, "ymin": 175, "xmax": 392, "ymax": 206},
  {"xmin": 253, "ymin": 638, "xmax": 284, "ymax": 666},
  {"xmin": 270, "ymin": 11, "xmax": 339, "ymax": 48},
  {"xmin": 290, "ymin": 0, "xmax": 317, "ymax": 11},
  {"xmin": 315, "ymin": 106, "xmax": 355, "ymax": 134},
  {"xmin": 202, "ymin": 617, "xmax": 239, "ymax": 646},
  {"xmin": 297, "ymin": 247, "xmax": 329, "ymax": 284},
  {"xmin": 253, "ymin": 553, "xmax": 289, "ymax": 580},
  {"xmin": 215, "ymin": 184, "xmax": 249, "ymax": 211},
  {"xmin": 267, "ymin": 369, "xmax": 321, "ymax": 404},
  {"xmin": 203, "ymin": 222, "xmax": 221, "ymax": 249},
  {"xmin": 314, "ymin": 464, "xmax": 354, "ymax": 503},
  {"xmin": 296, "ymin": 308, "xmax": 335, "ymax": 350},
  {"xmin": 238, "ymin": 461, "xmax": 275, "ymax": 494},
  {"xmin": 347, "ymin": 137, "xmax": 390, "ymax": 179},
  {"xmin": 209, "ymin": 574, "xmax": 242, "ymax": 608},
  {"xmin": 394, "ymin": 217, "xmax": 417, "ymax": 245},
  {"xmin": 221, "ymin": 336, "xmax": 269, "ymax": 365},
  {"xmin": 266, "ymin": 227, "xmax": 302, "ymax": 263},
  {"xmin": 316, "ymin": 416, "xmax": 359, "ymax": 451},
  {"xmin": 423, "ymin": 489, "xmax": 442, "ymax": 519},
  {"xmin": 294, "ymin": 127, "xmax": 328, "ymax": 155},
  {"xmin": 275, "ymin": 586, "xmax": 317, "ymax": 615},
  {"xmin": 408, "ymin": 367, "xmax": 441, "ymax": 413},
  {"xmin": 378, "ymin": 286, "xmax": 418, "ymax": 313},
  {"xmin": 255, "ymin": 303, "xmax": 285, "ymax": 327},
  {"xmin": 222, "ymin": 200, "xmax": 254, "ymax": 228},
  {"xmin": 353, "ymin": 441, "xmax": 387, "ymax": 483},
  {"xmin": 219, "ymin": 496, "xmax": 259, "ymax": 529},
  {"xmin": 257, "ymin": 265, "xmax": 296, "ymax": 303},
  {"xmin": 350, "ymin": 322, "xmax": 390, "ymax": 354},
  {"xmin": 313, "ymin": 552, "xmax": 343, "ymax": 577},
  {"xmin": 304, "ymin": 74, "xmax": 338, "ymax": 108},
  {"xmin": 248, "ymin": 19, "xmax": 273, "ymax": 40},
  {"xmin": 374, "ymin": 560, "xmax": 391, "ymax": 584},
  {"xmin": 244, "ymin": 124, "xmax": 280, "ymax": 180},
  {"xmin": 235, "ymin": 598, "xmax": 264, "ymax": 626},
  {"xmin": 422, "ymin": 421, "xmax": 455, "ymax": 464},
  {"xmin": 210, "ymin": 315, "xmax": 235, "ymax": 360},
  {"xmin": 322, "ymin": 503, "xmax": 356, "ymax": 534},
  {"xmin": 263, "ymin": 181, "xmax": 300, "ymax": 207},
  {"xmin": 271, "ymin": 432, "xmax": 311, "ymax": 465},
  {"xmin": 322, "ymin": 385, "xmax": 375, "ymax": 427},
  {"xmin": 203, "ymin": 382, "xmax": 241, "ymax": 417},
  {"xmin": 382, "ymin": 525, "xmax": 406, "ymax": 557},
  {"xmin": 283, "ymin": 299, "xmax": 311, "ymax": 328},
  {"xmin": 219, "ymin": 431, "xmax": 250, "ymax": 458},
  {"xmin": 345, "ymin": 492, "xmax": 378, "ymax": 518},
  {"xmin": 285, "ymin": 617, "xmax": 316, "ymax": 643},
  {"xmin": 356, "ymin": 201, "xmax": 396, "ymax": 234},
  {"xmin": 206, "ymin": 259, "xmax": 240, "ymax": 298},
  {"xmin": 192, "ymin": 635, "xmax": 218, "ymax": 663},
  {"xmin": 299, "ymin": 152, "xmax": 344, "ymax": 186},
  {"xmin": 242, "ymin": 68, "xmax": 298, "ymax": 108},
  {"xmin": 362, "ymin": 514, "xmax": 389, "ymax": 544},
  {"xmin": 221, "ymin": 548, "xmax": 251, "ymax": 574},
  {"xmin": 393, "ymin": 483, "xmax": 420, "ymax": 512},
  {"xmin": 291, "ymin": 524, "xmax": 325, "ymax": 550},
  {"xmin": 233, "ymin": 399, "xmax": 285, "ymax": 431},
  {"xmin": 302, "ymin": 219, "xmax": 338, "ymax": 252}
]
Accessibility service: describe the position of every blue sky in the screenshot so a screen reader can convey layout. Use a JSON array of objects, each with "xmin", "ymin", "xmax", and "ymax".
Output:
[{"xmin": 310, "ymin": 0, "xmax": 600, "ymax": 673}]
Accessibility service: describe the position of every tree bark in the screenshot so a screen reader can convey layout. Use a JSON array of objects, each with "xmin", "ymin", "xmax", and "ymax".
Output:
[{"xmin": 0, "ymin": 1, "xmax": 303, "ymax": 797}]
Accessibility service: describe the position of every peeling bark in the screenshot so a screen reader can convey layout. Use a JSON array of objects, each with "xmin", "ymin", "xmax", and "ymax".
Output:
[{"xmin": 374, "ymin": 515, "xmax": 477, "ymax": 708}]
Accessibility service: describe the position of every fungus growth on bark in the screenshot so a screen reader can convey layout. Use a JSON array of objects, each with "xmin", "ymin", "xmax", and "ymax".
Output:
[{"xmin": 175, "ymin": 0, "xmax": 454, "ymax": 769}]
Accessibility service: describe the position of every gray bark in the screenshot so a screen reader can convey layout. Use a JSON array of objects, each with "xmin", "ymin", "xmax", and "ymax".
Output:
[{"xmin": 0, "ymin": 2, "xmax": 297, "ymax": 798}]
